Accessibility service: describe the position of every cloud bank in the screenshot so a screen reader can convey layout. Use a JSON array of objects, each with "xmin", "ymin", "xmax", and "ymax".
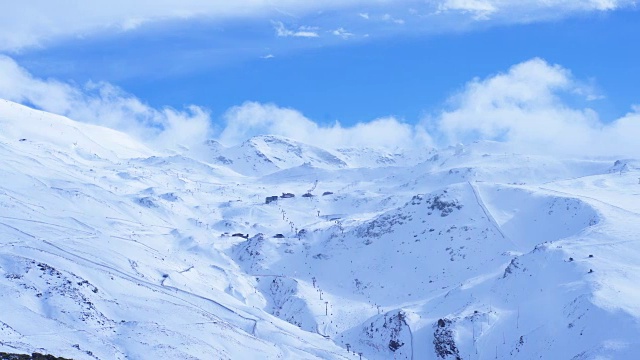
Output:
[
  {"xmin": 0, "ymin": 56, "xmax": 430, "ymax": 152},
  {"xmin": 219, "ymin": 102, "xmax": 431, "ymax": 150},
  {"xmin": 0, "ymin": 55, "xmax": 212, "ymax": 149},
  {"xmin": 219, "ymin": 58, "xmax": 640, "ymax": 157},
  {"xmin": 1, "ymin": 55, "xmax": 639, "ymax": 157},
  {"xmin": 436, "ymin": 58, "xmax": 640, "ymax": 157},
  {"xmin": 0, "ymin": 0, "xmax": 635, "ymax": 51}
]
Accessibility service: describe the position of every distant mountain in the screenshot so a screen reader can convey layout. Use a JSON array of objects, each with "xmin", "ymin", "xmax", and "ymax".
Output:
[
  {"xmin": 202, "ymin": 135, "xmax": 348, "ymax": 176},
  {"xmin": 335, "ymin": 146, "xmax": 433, "ymax": 169}
]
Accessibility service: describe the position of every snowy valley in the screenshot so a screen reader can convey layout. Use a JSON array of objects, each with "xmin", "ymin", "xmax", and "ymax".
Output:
[{"xmin": 1, "ymin": 99, "xmax": 640, "ymax": 359}]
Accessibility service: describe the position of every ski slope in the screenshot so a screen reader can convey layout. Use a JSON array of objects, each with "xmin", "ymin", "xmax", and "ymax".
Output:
[{"xmin": 1, "ymin": 99, "xmax": 639, "ymax": 359}]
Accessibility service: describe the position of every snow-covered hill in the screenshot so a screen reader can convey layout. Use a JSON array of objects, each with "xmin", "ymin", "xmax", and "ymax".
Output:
[{"xmin": 1, "ymin": 99, "xmax": 640, "ymax": 359}]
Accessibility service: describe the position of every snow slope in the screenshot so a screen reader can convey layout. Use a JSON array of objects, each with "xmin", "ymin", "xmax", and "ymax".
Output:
[{"xmin": 1, "ymin": 100, "xmax": 640, "ymax": 359}]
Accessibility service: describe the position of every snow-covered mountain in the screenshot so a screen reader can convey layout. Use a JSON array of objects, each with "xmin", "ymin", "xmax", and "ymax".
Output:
[
  {"xmin": 1, "ymin": 99, "xmax": 640, "ymax": 359},
  {"xmin": 199, "ymin": 135, "xmax": 432, "ymax": 176},
  {"xmin": 200, "ymin": 135, "xmax": 348, "ymax": 176}
]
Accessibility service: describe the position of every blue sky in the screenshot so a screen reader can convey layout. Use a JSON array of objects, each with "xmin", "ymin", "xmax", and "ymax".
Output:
[
  {"xmin": 1, "ymin": 1, "xmax": 639, "ymax": 155},
  {"xmin": 12, "ymin": 9, "xmax": 638, "ymax": 125}
]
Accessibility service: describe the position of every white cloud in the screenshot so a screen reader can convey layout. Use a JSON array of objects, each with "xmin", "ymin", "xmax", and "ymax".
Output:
[
  {"xmin": 332, "ymin": 28, "xmax": 355, "ymax": 39},
  {"xmin": 588, "ymin": 0, "xmax": 621, "ymax": 11},
  {"xmin": 434, "ymin": 58, "xmax": 640, "ymax": 157},
  {"xmin": 273, "ymin": 21, "xmax": 320, "ymax": 38},
  {"xmin": 219, "ymin": 101, "xmax": 432, "ymax": 150},
  {"xmin": 437, "ymin": 0, "xmax": 497, "ymax": 20},
  {"xmin": 381, "ymin": 14, "xmax": 406, "ymax": 25},
  {"xmin": 0, "ymin": 1, "xmax": 635, "ymax": 51},
  {"xmin": 435, "ymin": 0, "xmax": 633, "ymax": 22},
  {"xmin": 602, "ymin": 109, "xmax": 640, "ymax": 153},
  {"xmin": 0, "ymin": 55, "xmax": 212, "ymax": 150}
]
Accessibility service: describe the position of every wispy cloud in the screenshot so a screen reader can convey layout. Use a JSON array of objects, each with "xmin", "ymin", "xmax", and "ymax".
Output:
[
  {"xmin": 273, "ymin": 21, "xmax": 320, "ymax": 38},
  {"xmin": 437, "ymin": 0, "xmax": 497, "ymax": 20},
  {"xmin": 433, "ymin": 0, "xmax": 633, "ymax": 23},
  {"xmin": 381, "ymin": 14, "xmax": 406, "ymax": 25},
  {"xmin": 0, "ymin": 1, "xmax": 635, "ymax": 52},
  {"xmin": 332, "ymin": 28, "xmax": 355, "ymax": 39}
]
